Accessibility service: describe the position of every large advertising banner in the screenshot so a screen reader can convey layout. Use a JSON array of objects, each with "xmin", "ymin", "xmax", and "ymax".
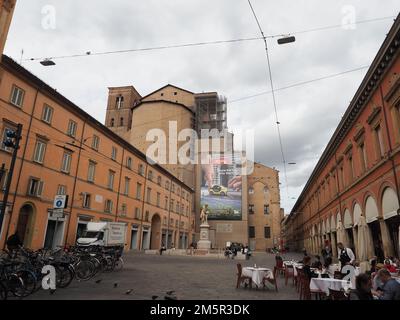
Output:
[{"xmin": 200, "ymin": 152, "xmax": 242, "ymax": 220}]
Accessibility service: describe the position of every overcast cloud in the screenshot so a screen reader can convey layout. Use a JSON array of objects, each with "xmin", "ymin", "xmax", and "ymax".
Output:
[{"xmin": 5, "ymin": 0, "xmax": 400, "ymax": 213}]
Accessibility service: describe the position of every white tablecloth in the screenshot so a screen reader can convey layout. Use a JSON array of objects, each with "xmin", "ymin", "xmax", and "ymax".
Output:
[
  {"xmin": 283, "ymin": 261, "xmax": 303, "ymax": 277},
  {"xmin": 242, "ymin": 267, "xmax": 273, "ymax": 287},
  {"xmin": 310, "ymin": 278, "xmax": 354, "ymax": 296}
]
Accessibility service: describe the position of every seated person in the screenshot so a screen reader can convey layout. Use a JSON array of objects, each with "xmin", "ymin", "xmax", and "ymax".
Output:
[
  {"xmin": 369, "ymin": 258, "xmax": 377, "ymax": 274},
  {"xmin": 303, "ymin": 256, "xmax": 318, "ymax": 280},
  {"xmin": 323, "ymin": 257, "xmax": 337, "ymax": 277},
  {"xmin": 349, "ymin": 273, "xmax": 374, "ymax": 300},
  {"xmin": 311, "ymin": 255, "xmax": 322, "ymax": 269},
  {"xmin": 372, "ymin": 268, "xmax": 400, "ymax": 300},
  {"xmin": 383, "ymin": 259, "xmax": 397, "ymax": 273}
]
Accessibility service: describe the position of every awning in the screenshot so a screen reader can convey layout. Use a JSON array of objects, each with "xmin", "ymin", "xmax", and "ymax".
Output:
[
  {"xmin": 365, "ymin": 196, "xmax": 379, "ymax": 223},
  {"xmin": 344, "ymin": 209, "xmax": 352, "ymax": 229},
  {"xmin": 382, "ymin": 188, "xmax": 399, "ymax": 220},
  {"xmin": 353, "ymin": 204, "xmax": 362, "ymax": 227}
]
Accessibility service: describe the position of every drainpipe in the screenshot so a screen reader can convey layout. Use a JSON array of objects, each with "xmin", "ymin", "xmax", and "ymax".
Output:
[
  {"xmin": 63, "ymin": 119, "xmax": 87, "ymax": 246},
  {"xmin": 137, "ymin": 163, "xmax": 148, "ymax": 250},
  {"xmin": 114, "ymin": 148, "xmax": 125, "ymax": 222}
]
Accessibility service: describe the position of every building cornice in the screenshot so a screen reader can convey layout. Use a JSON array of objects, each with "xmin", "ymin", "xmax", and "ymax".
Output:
[{"xmin": 290, "ymin": 14, "xmax": 400, "ymax": 218}]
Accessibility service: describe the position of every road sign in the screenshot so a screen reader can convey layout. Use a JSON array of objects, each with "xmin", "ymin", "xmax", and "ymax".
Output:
[
  {"xmin": 53, "ymin": 195, "xmax": 67, "ymax": 209},
  {"xmin": 52, "ymin": 208, "xmax": 64, "ymax": 219}
]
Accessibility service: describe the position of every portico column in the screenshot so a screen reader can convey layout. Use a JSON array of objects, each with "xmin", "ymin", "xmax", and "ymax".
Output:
[
  {"xmin": 379, "ymin": 218, "xmax": 394, "ymax": 258},
  {"xmin": 331, "ymin": 232, "xmax": 337, "ymax": 261},
  {"xmin": 352, "ymin": 227, "xmax": 358, "ymax": 258}
]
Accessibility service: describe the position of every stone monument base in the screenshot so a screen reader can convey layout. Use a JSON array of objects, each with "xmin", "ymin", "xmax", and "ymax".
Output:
[{"xmin": 197, "ymin": 222, "xmax": 211, "ymax": 250}]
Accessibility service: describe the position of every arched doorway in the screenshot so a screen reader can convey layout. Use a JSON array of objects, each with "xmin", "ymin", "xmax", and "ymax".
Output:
[
  {"xmin": 16, "ymin": 203, "xmax": 35, "ymax": 247},
  {"xmin": 150, "ymin": 214, "xmax": 161, "ymax": 249}
]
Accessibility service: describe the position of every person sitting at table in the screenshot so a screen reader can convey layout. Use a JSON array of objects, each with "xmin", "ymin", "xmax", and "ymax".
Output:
[
  {"xmin": 337, "ymin": 242, "xmax": 355, "ymax": 270},
  {"xmin": 323, "ymin": 257, "xmax": 337, "ymax": 277},
  {"xmin": 311, "ymin": 255, "xmax": 322, "ymax": 269},
  {"xmin": 303, "ymin": 256, "xmax": 318, "ymax": 280},
  {"xmin": 369, "ymin": 258, "xmax": 377, "ymax": 274},
  {"xmin": 383, "ymin": 259, "xmax": 397, "ymax": 273},
  {"xmin": 349, "ymin": 273, "xmax": 374, "ymax": 300},
  {"xmin": 372, "ymin": 269, "xmax": 400, "ymax": 300}
]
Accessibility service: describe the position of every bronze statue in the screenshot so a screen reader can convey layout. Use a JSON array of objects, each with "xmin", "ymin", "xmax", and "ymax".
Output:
[{"xmin": 200, "ymin": 204, "xmax": 209, "ymax": 224}]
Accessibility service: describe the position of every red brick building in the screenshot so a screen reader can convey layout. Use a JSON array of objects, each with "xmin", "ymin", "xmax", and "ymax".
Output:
[{"xmin": 285, "ymin": 14, "xmax": 400, "ymax": 261}]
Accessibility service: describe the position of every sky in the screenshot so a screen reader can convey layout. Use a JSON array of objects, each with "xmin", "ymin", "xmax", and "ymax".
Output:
[{"xmin": 4, "ymin": 0, "xmax": 400, "ymax": 213}]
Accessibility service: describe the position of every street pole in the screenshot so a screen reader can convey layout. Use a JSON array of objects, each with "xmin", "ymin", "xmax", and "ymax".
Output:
[{"xmin": 0, "ymin": 123, "xmax": 22, "ymax": 241}]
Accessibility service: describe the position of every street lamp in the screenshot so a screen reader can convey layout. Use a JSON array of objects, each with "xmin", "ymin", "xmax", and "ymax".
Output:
[
  {"xmin": 40, "ymin": 58, "xmax": 56, "ymax": 66},
  {"xmin": 277, "ymin": 35, "xmax": 296, "ymax": 45}
]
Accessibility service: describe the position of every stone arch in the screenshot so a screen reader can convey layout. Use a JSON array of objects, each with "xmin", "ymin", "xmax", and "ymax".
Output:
[
  {"xmin": 16, "ymin": 202, "xmax": 36, "ymax": 248},
  {"xmin": 150, "ymin": 213, "xmax": 161, "ymax": 249}
]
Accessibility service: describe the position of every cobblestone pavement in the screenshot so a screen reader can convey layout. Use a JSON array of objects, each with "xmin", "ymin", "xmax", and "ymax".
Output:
[{"xmin": 24, "ymin": 251, "xmax": 303, "ymax": 300}]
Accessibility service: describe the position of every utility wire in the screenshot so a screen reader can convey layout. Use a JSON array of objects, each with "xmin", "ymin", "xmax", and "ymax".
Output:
[
  {"xmin": 247, "ymin": 0, "xmax": 290, "ymax": 201},
  {"xmin": 230, "ymin": 65, "xmax": 370, "ymax": 103},
  {"xmin": 24, "ymin": 15, "xmax": 395, "ymax": 62}
]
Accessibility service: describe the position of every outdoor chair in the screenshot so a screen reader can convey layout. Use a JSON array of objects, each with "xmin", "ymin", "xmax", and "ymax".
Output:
[
  {"xmin": 275, "ymin": 257, "xmax": 285, "ymax": 277},
  {"xmin": 262, "ymin": 266, "xmax": 278, "ymax": 292},
  {"xmin": 236, "ymin": 263, "xmax": 252, "ymax": 289},
  {"xmin": 284, "ymin": 264, "xmax": 295, "ymax": 286}
]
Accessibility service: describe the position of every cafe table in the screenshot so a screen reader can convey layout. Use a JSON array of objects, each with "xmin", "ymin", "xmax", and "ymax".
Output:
[
  {"xmin": 242, "ymin": 266, "xmax": 273, "ymax": 287},
  {"xmin": 310, "ymin": 277, "xmax": 354, "ymax": 296}
]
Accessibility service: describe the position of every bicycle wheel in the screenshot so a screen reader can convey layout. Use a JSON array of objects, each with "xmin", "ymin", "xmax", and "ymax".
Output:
[
  {"xmin": 7, "ymin": 273, "xmax": 26, "ymax": 298},
  {"xmin": 55, "ymin": 264, "xmax": 74, "ymax": 288},
  {"xmin": 114, "ymin": 257, "xmax": 124, "ymax": 271},
  {"xmin": 16, "ymin": 269, "xmax": 37, "ymax": 296},
  {"xmin": 75, "ymin": 260, "xmax": 96, "ymax": 281}
]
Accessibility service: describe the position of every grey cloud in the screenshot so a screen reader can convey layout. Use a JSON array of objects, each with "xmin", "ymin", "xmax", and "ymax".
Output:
[{"xmin": 4, "ymin": 0, "xmax": 400, "ymax": 212}]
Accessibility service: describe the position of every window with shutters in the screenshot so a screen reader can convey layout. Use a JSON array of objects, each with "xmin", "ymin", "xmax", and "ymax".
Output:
[
  {"xmin": 67, "ymin": 120, "xmax": 77, "ymax": 137},
  {"xmin": 33, "ymin": 140, "xmax": 47, "ymax": 164},
  {"xmin": 249, "ymin": 226, "xmax": 255, "ymax": 238},
  {"xmin": 10, "ymin": 85, "xmax": 25, "ymax": 107},
  {"xmin": 87, "ymin": 161, "xmax": 96, "ymax": 182},
  {"xmin": 61, "ymin": 152, "xmax": 72, "ymax": 173},
  {"xmin": 82, "ymin": 193, "xmax": 91, "ymax": 208},
  {"xmin": 41, "ymin": 104, "xmax": 53, "ymax": 124},
  {"xmin": 264, "ymin": 226, "xmax": 271, "ymax": 239},
  {"xmin": 91, "ymin": 135, "xmax": 100, "ymax": 150},
  {"xmin": 27, "ymin": 177, "xmax": 44, "ymax": 197}
]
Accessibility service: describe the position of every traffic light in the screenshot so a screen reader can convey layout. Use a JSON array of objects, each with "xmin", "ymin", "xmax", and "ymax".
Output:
[{"xmin": 3, "ymin": 128, "xmax": 20, "ymax": 149}]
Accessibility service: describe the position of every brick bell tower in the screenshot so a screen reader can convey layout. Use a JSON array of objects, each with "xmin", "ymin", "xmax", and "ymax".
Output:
[
  {"xmin": 0, "ymin": 0, "xmax": 16, "ymax": 58},
  {"xmin": 105, "ymin": 86, "xmax": 141, "ymax": 141}
]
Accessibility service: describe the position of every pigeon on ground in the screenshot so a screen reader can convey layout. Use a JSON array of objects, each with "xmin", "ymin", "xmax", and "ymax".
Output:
[
  {"xmin": 164, "ymin": 295, "xmax": 177, "ymax": 300},
  {"xmin": 166, "ymin": 290, "xmax": 175, "ymax": 295},
  {"xmin": 95, "ymin": 279, "xmax": 102, "ymax": 284},
  {"xmin": 152, "ymin": 295, "xmax": 158, "ymax": 300},
  {"xmin": 125, "ymin": 289, "xmax": 133, "ymax": 295},
  {"xmin": 113, "ymin": 282, "xmax": 118, "ymax": 288}
]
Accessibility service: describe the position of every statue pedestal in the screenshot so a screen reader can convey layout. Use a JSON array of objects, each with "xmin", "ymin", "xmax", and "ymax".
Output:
[{"xmin": 197, "ymin": 223, "xmax": 211, "ymax": 250}]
